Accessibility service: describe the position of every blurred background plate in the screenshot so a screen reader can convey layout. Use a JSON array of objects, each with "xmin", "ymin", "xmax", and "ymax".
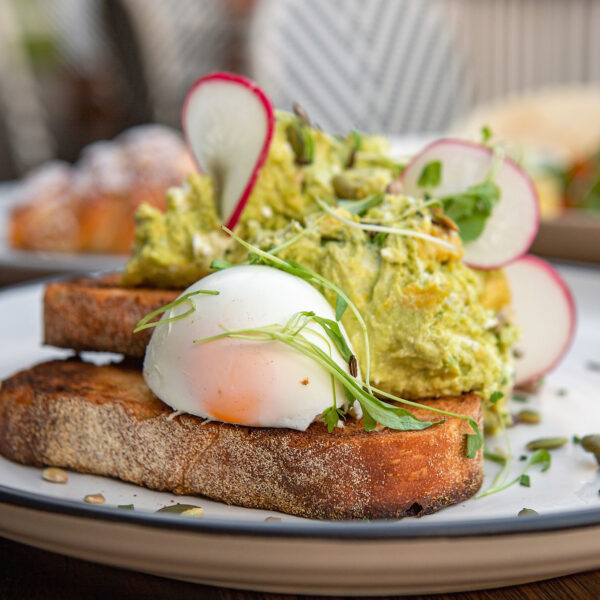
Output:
[{"xmin": 0, "ymin": 184, "xmax": 127, "ymax": 284}]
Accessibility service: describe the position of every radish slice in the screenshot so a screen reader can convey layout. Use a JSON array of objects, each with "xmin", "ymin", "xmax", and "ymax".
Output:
[
  {"xmin": 504, "ymin": 255, "xmax": 576, "ymax": 386},
  {"xmin": 402, "ymin": 139, "xmax": 540, "ymax": 269},
  {"xmin": 182, "ymin": 72, "xmax": 275, "ymax": 229}
]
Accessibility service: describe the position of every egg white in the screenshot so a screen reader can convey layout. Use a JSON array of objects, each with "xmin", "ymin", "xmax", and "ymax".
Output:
[{"xmin": 143, "ymin": 265, "xmax": 355, "ymax": 430}]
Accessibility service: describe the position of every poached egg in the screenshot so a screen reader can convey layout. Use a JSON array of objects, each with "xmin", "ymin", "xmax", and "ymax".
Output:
[{"xmin": 143, "ymin": 265, "xmax": 355, "ymax": 430}]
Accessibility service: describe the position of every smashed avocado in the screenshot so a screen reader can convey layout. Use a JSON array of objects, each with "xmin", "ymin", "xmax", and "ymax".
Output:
[
  {"xmin": 122, "ymin": 176, "xmax": 230, "ymax": 288},
  {"xmin": 123, "ymin": 111, "xmax": 517, "ymax": 430}
]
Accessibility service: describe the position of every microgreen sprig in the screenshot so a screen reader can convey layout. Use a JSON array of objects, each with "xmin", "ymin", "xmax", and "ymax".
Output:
[
  {"xmin": 133, "ymin": 289, "xmax": 219, "ymax": 333},
  {"xmin": 221, "ymin": 225, "xmax": 374, "ymax": 393},
  {"xmin": 194, "ymin": 317, "xmax": 442, "ymax": 435},
  {"xmin": 315, "ymin": 198, "xmax": 459, "ymax": 254},
  {"xmin": 268, "ymin": 214, "xmax": 326, "ymax": 255},
  {"xmin": 194, "ymin": 311, "xmax": 483, "ymax": 456},
  {"xmin": 477, "ymin": 448, "xmax": 551, "ymax": 498}
]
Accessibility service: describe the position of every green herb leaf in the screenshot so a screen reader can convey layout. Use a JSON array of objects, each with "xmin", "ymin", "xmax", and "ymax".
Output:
[
  {"xmin": 300, "ymin": 312, "xmax": 353, "ymax": 362},
  {"xmin": 489, "ymin": 391, "xmax": 504, "ymax": 404},
  {"xmin": 350, "ymin": 129, "xmax": 362, "ymax": 151},
  {"xmin": 323, "ymin": 406, "xmax": 341, "ymax": 433},
  {"xmin": 362, "ymin": 409, "xmax": 377, "ymax": 432},
  {"xmin": 358, "ymin": 396, "xmax": 442, "ymax": 432},
  {"xmin": 440, "ymin": 180, "xmax": 501, "ymax": 243},
  {"xmin": 338, "ymin": 193, "xmax": 384, "ymax": 215},
  {"xmin": 528, "ymin": 448, "xmax": 552, "ymax": 472},
  {"xmin": 483, "ymin": 448, "xmax": 507, "ymax": 465},
  {"xmin": 133, "ymin": 289, "xmax": 219, "ymax": 333},
  {"xmin": 466, "ymin": 419, "xmax": 484, "ymax": 458},
  {"xmin": 519, "ymin": 474, "xmax": 531, "ymax": 487},
  {"xmin": 512, "ymin": 394, "xmax": 528, "ymax": 403},
  {"xmin": 481, "ymin": 125, "xmax": 492, "ymax": 144},
  {"xmin": 210, "ymin": 258, "xmax": 235, "ymax": 271},
  {"xmin": 117, "ymin": 504, "xmax": 134, "ymax": 510},
  {"xmin": 372, "ymin": 231, "xmax": 388, "ymax": 247},
  {"xmin": 335, "ymin": 293, "xmax": 348, "ymax": 321},
  {"xmin": 418, "ymin": 161, "xmax": 442, "ymax": 188}
]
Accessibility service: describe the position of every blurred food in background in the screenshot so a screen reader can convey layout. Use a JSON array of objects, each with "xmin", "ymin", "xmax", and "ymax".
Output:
[
  {"xmin": 455, "ymin": 87, "xmax": 600, "ymax": 221},
  {"xmin": 9, "ymin": 125, "xmax": 195, "ymax": 254}
]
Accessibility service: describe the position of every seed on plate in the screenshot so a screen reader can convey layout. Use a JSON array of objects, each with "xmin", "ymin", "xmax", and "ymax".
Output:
[
  {"xmin": 156, "ymin": 503, "xmax": 202, "ymax": 514},
  {"xmin": 518, "ymin": 410, "xmax": 541, "ymax": 424},
  {"xmin": 518, "ymin": 508, "xmax": 538, "ymax": 517},
  {"xmin": 42, "ymin": 467, "xmax": 68, "ymax": 484},
  {"xmin": 581, "ymin": 434, "xmax": 600, "ymax": 465},
  {"xmin": 84, "ymin": 493, "xmax": 105, "ymax": 505},
  {"xmin": 265, "ymin": 516, "xmax": 282, "ymax": 522},
  {"xmin": 526, "ymin": 437, "xmax": 568, "ymax": 451},
  {"xmin": 180, "ymin": 507, "xmax": 204, "ymax": 517},
  {"xmin": 349, "ymin": 355, "xmax": 358, "ymax": 377}
]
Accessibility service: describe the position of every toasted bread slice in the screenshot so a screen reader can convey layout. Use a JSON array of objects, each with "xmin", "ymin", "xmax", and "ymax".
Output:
[
  {"xmin": 0, "ymin": 358, "xmax": 483, "ymax": 520},
  {"xmin": 44, "ymin": 275, "xmax": 179, "ymax": 357}
]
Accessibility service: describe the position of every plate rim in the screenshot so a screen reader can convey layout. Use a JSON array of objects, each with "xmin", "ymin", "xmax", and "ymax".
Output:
[{"xmin": 1, "ymin": 483, "xmax": 600, "ymax": 541}]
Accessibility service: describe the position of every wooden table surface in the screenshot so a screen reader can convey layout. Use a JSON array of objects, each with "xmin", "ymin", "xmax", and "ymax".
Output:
[{"xmin": 1, "ymin": 536, "xmax": 599, "ymax": 600}]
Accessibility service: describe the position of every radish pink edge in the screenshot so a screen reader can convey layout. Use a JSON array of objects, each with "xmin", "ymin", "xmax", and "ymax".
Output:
[
  {"xmin": 515, "ymin": 255, "xmax": 577, "ymax": 385},
  {"xmin": 181, "ymin": 71, "xmax": 275, "ymax": 230},
  {"xmin": 403, "ymin": 138, "xmax": 541, "ymax": 269}
]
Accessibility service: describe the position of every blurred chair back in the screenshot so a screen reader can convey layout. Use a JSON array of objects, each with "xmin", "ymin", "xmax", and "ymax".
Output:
[
  {"xmin": 103, "ymin": 0, "xmax": 232, "ymax": 127},
  {"xmin": 248, "ymin": 0, "xmax": 471, "ymax": 134},
  {"xmin": 443, "ymin": 0, "xmax": 600, "ymax": 106}
]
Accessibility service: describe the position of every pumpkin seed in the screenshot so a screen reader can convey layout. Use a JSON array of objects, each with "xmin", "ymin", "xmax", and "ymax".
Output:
[
  {"xmin": 518, "ymin": 508, "xmax": 538, "ymax": 517},
  {"xmin": 42, "ymin": 467, "xmax": 68, "ymax": 484},
  {"xmin": 84, "ymin": 493, "xmax": 105, "ymax": 505},
  {"xmin": 180, "ymin": 507, "xmax": 204, "ymax": 517},
  {"xmin": 518, "ymin": 410, "xmax": 541, "ymax": 424},
  {"xmin": 581, "ymin": 434, "xmax": 600, "ymax": 465},
  {"xmin": 286, "ymin": 122, "xmax": 314, "ymax": 165},
  {"xmin": 156, "ymin": 503, "xmax": 202, "ymax": 515},
  {"xmin": 526, "ymin": 437, "xmax": 568, "ymax": 451}
]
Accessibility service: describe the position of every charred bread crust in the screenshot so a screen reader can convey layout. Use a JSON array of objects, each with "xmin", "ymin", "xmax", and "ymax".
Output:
[
  {"xmin": 43, "ymin": 275, "xmax": 180, "ymax": 357},
  {"xmin": 0, "ymin": 359, "xmax": 483, "ymax": 520}
]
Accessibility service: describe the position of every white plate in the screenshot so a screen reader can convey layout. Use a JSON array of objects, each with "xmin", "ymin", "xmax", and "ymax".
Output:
[
  {"xmin": 1, "ymin": 268, "xmax": 600, "ymax": 594},
  {"xmin": 0, "ymin": 184, "xmax": 128, "ymax": 274}
]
